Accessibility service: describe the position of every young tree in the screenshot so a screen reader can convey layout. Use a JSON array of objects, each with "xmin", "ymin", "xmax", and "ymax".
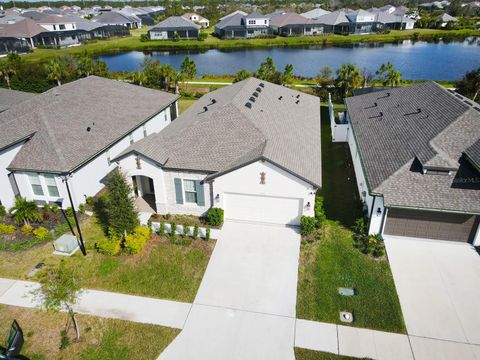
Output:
[
  {"xmin": 315, "ymin": 65, "xmax": 334, "ymax": 100},
  {"xmin": 180, "ymin": 56, "xmax": 197, "ymax": 93},
  {"xmin": 33, "ymin": 261, "xmax": 82, "ymax": 341},
  {"xmin": 9, "ymin": 196, "xmax": 42, "ymax": 225},
  {"xmin": 361, "ymin": 67, "xmax": 374, "ymax": 88},
  {"xmin": 131, "ymin": 70, "xmax": 147, "ymax": 86},
  {"xmin": 0, "ymin": 52, "xmax": 22, "ymax": 89},
  {"xmin": 335, "ymin": 63, "xmax": 362, "ymax": 97},
  {"xmin": 456, "ymin": 67, "xmax": 480, "ymax": 101},
  {"xmin": 77, "ymin": 51, "xmax": 94, "ymax": 77},
  {"xmin": 281, "ymin": 63, "xmax": 294, "ymax": 86},
  {"xmin": 233, "ymin": 69, "xmax": 253, "ymax": 83},
  {"xmin": 104, "ymin": 168, "xmax": 139, "ymax": 238},
  {"xmin": 255, "ymin": 56, "xmax": 281, "ymax": 84}
]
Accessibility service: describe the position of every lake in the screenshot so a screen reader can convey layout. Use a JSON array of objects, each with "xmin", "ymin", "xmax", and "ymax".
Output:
[{"xmin": 98, "ymin": 38, "xmax": 480, "ymax": 80}]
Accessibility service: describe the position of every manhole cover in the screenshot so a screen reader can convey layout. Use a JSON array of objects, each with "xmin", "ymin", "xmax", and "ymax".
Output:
[{"xmin": 338, "ymin": 287, "xmax": 355, "ymax": 296}]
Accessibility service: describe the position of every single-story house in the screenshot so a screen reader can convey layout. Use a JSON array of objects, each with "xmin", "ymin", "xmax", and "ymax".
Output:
[
  {"xmin": 344, "ymin": 82, "xmax": 480, "ymax": 244},
  {"xmin": 0, "ymin": 76, "xmax": 179, "ymax": 210},
  {"xmin": 181, "ymin": 13, "xmax": 209, "ymax": 28},
  {"xmin": 300, "ymin": 7, "xmax": 331, "ymax": 19},
  {"xmin": 92, "ymin": 11, "xmax": 141, "ymax": 29},
  {"xmin": 149, "ymin": 16, "xmax": 200, "ymax": 40},
  {"xmin": 438, "ymin": 13, "xmax": 459, "ymax": 27},
  {"xmin": 269, "ymin": 12, "xmax": 324, "ymax": 36},
  {"xmin": 114, "ymin": 78, "xmax": 321, "ymax": 226}
]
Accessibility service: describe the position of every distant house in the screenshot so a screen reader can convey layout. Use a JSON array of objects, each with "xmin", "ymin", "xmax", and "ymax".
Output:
[
  {"xmin": 92, "ymin": 11, "xmax": 141, "ymax": 29},
  {"xmin": 214, "ymin": 11, "xmax": 272, "ymax": 39},
  {"xmin": 300, "ymin": 8, "xmax": 331, "ymax": 19},
  {"xmin": 0, "ymin": 77, "xmax": 179, "ymax": 210},
  {"xmin": 0, "ymin": 17, "xmax": 43, "ymax": 52},
  {"xmin": 342, "ymin": 82, "xmax": 480, "ymax": 244},
  {"xmin": 368, "ymin": 9, "xmax": 415, "ymax": 30},
  {"xmin": 149, "ymin": 16, "xmax": 200, "ymax": 39},
  {"xmin": 269, "ymin": 12, "xmax": 324, "ymax": 36},
  {"xmin": 182, "ymin": 13, "xmax": 209, "ymax": 27},
  {"xmin": 438, "ymin": 13, "xmax": 458, "ymax": 27}
]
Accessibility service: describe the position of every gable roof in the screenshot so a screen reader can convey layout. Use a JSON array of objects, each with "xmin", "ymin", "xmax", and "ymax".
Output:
[
  {"xmin": 0, "ymin": 17, "xmax": 45, "ymax": 38},
  {"xmin": 465, "ymin": 139, "xmax": 480, "ymax": 169},
  {"xmin": 0, "ymin": 76, "xmax": 178, "ymax": 173},
  {"xmin": 269, "ymin": 12, "xmax": 320, "ymax": 27},
  {"xmin": 92, "ymin": 11, "xmax": 136, "ymax": 25},
  {"xmin": 215, "ymin": 13, "xmax": 245, "ymax": 29},
  {"xmin": 315, "ymin": 10, "xmax": 350, "ymax": 25},
  {"xmin": 346, "ymin": 82, "xmax": 480, "ymax": 213},
  {"xmin": 245, "ymin": 12, "xmax": 269, "ymax": 19},
  {"xmin": 151, "ymin": 16, "xmax": 200, "ymax": 30},
  {"xmin": 117, "ymin": 78, "xmax": 322, "ymax": 187},
  {"xmin": 0, "ymin": 88, "xmax": 35, "ymax": 113},
  {"xmin": 301, "ymin": 8, "xmax": 331, "ymax": 19},
  {"xmin": 439, "ymin": 13, "xmax": 458, "ymax": 21}
]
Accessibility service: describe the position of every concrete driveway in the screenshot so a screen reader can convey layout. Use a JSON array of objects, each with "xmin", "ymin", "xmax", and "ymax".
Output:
[
  {"xmin": 385, "ymin": 235, "xmax": 480, "ymax": 346},
  {"xmin": 159, "ymin": 221, "xmax": 301, "ymax": 360}
]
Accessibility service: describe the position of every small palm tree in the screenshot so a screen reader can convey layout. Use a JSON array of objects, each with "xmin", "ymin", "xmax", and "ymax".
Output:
[
  {"xmin": 336, "ymin": 63, "xmax": 362, "ymax": 97},
  {"xmin": 0, "ymin": 53, "xmax": 21, "ymax": 89},
  {"xmin": 130, "ymin": 70, "xmax": 147, "ymax": 86},
  {"xmin": 9, "ymin": 196, "xmax": 42, "ymax": 225},
  {"xmin": 45, "ymin": 57, "xmax": 67, "ymax": 86}
]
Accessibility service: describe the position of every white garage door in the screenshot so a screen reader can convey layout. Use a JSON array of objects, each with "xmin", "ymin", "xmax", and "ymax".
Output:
[{"xmin": 224, "ymin": 193, "xmax": 303, "ymax": 225}]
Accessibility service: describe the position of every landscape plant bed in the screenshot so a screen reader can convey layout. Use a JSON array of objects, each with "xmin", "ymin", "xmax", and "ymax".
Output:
[
  {"xmin": 150, "ymin": 213, "xmax": 222, "ymax": 229},
  {"xmin": 0, "ymin": 217, "xmax": 215, "ymax": 302},
  {"xmin": 0, "ymin": 304, "xmax": 179, "ymax": 360}
]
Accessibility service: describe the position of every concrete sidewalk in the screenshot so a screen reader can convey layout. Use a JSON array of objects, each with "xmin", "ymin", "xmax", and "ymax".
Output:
[{"xmin": 0, "ymin": 278, "xmax": 190, "ymax": 330}]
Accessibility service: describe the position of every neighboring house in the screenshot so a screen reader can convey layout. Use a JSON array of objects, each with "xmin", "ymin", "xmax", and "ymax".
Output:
[
  {"xmin": 149, "ymin": 16, "xmax": 200, "ymax": 39},
  {"xmin": 218, "ymin": 10, "xmax": 247, "ymax": 21},
  {"xmin": 182, "ymin": 13, "xmax": 209, "ymax": 27},
  {"xmin": 115, "ymin": 78, "xmax": 321, "ymax": 226},
  {"xmin": 92, "ymin": 11, "xmax": 141, "ymax": 29},
  {"xmin": 370, "ymin": 10, "xmax": 415, "ymax": 30},
  {"xmin": 0, "ymin": 17, "xmax": 44, "ymax": 52},
  {"xmin": 342, "ymin": 82, "xmax": 480, "ymax": 244},
  {"xmin": 438, "ymin": 13, "xmax": 459, "ymax": 27},
  {"xmin": 0, "ymin": 88, "xmax": 34, "ymax": 113},
  {"xmin": 300, "ymin": 7, "xmax": 331, "ymax": 19},
  {"xmin": 269, "ymin": 12, "xmax": 324, "ymax": 36},
  {"xmin": 215, "ymin": 11, "xmax": 273, "ymax": 38},
  {"xmin": 0, "ymin": 77, "xmax": 179, "ymax": 210}
]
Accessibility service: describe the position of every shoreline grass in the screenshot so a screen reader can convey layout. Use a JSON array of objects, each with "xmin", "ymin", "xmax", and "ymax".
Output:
[{"xmin": 21, "ymin": 28, "xmax": 480, "ymax": 63}]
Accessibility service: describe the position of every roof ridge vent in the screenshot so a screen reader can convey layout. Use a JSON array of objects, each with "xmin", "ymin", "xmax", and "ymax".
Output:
[
  {"xmin": 245, "ymin": 102, "xmax": 252, "ymax": 109},
  {"xmin": 259, "ymin": 83, "xmax": 265, "ymax": 88},
  {"xmin": 249, "ymin": 96, "xmax": 256, "ymax": 102},
  {"xmin": 253, "ymin": 92, "xmax": 259, "ymax": 97},
  {"xmin": 256, "ymin": 87, "xmax": 262, "ymax": 92}
]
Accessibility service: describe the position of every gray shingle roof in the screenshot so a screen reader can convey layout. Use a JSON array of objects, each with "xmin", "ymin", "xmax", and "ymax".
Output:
[
  {"xmin": 0, "ymin": 76, "xmax": 178, "ymax": 173},
  {"xmin": 465, "ymin": 139, "xmax": 480, "ymax": 169},
  {"xmin": 92, "ymin": 11, "xmax": 136, "ymax": 25},
  {"xmin": 301, "ymin": 8, "xmax": 331, "ymax": 19},
  {"xmin": 118, "ymin": 78, "xmax": 322, "ymax": 187},
  {"xmin": 151, "ymin": 16, "xmax": 200, "ymax": 30},
  {"xmin": 0, "ymin": 88, "xmax": 35, "ymax": 113},
  {"xmin": 215, "ymin": 13, "xmax": 244, "ymax": 29},
  {"xmin": 346, "ymin": 81, "xmax": 480, "ymax": 213},
  {"xmin": 269, "ymin": 12, "xmax": 320, "ymax": 27}
]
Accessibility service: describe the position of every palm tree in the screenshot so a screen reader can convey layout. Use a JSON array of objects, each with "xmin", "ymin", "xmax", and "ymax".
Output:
[
  {"xmin": 77, "ymin": 51, "xmax": 95, "ymax": 77},
  {"xmin": 336, "ymin": 64, "xmax": 362, "ymax": 97},
  {"xmin": 45, "ymin": 57, "xmax": 67, "ymax": 86},
  {"xmin": 130, "ymin": 70, "xmax": 147, "ymax": 86},
  {"xmin": 0, "ymin": 52, "xmax": 22, "ymax": 89},
  {"xmin": 386, "ymin": 69, "xmax": 402, "ymax": 87},
  {"xmin": 9, "ymin": 196, "xmax": 42, "ymax": 225},
  {"xmin": 281, "ymin": 64, "xmax": 294, "ymax": 86},
  {"xmin": 180, "ymin": 56, "xmax": 197, "ymax": 93}
]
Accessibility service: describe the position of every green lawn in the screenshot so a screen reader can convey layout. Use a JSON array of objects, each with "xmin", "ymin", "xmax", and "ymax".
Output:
[
  {"xmin": 0, "ymin": 217, "xmax": 214, "ymax": 302},
  {"xmin": 21, "ymin": 28, "xmax": 480, "ymax": 63},
  {"xmin": 296, "ymin": 106, "xmax": 405, "ymax": 334},
  {"xmin": 178, "ymin": 98, "xmax": 198, "ymax": 114},
  {"xmin": 0, "ymin": 304, "xmax": 179, "ymax": 360},
  {"xmin": 296, "ymin": 348, "xmax": 370, "ymax": 360}
]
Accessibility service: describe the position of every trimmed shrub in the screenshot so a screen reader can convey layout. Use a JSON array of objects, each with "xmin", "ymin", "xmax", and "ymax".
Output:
[
  {"xmin": 182, "ymin": 223, "xmax": 190, "ymax": 238},
  {"xmin": 0, "ymin": 223, "xmax": 16, "ymax": 236},
  {"xmin": 21, "ymin": 224, "xmax": 34, "ymax": 237},
  {"xmin": 170, "ymin": 222, "xmax": 177, "ymax": 243},
  {"xmin": 205, "ymin": 226, "xmax": 211, "ymax": 241},
  {"xmin": 85, "ymin": 196, "xmax": 94, "ymax": 206},
  {"xmin": 134, "ymin": 225, "xmax": 150, "ymax": 240},
  {"xmin": 140, "ymin": 33, "xmax": 149, "ymax": 42},
  {"xmin": 0, "ymin": 204, "xmax": 6, "ymax": 218},
  {"xmin": 78, "ymin": 204, "xmax": 86, "ymax": 214},
  {"xmin": 193, "ymin": 224, "xmax": 199, "ymax": 239},
  {"xmin": 197, "ymin": 32, "xmax": 208, "ymax": 41},
  {"xmin": 124, "ymin": 227, "xmax": 150, "ymax": 255},
  {"xmin": 52, "ymin": 203, "xmax": 59, "ymax": 215},
  {"xmin": 33, "ymin": 226, "xmax": 49, "ymax": 241},
  {"xmin": 66, "ymin": 207, "xmax": 74, "ymax": 218},
  {"xmin": 147, "ymin": 219, "xmax": 153, "ymax": 234},
  {"xmin": 96, "ymin": 237, "xmax": 121, "ymax": 256},
  {"xmin": 300, "ymin": 216, "xmax": 316, "ymax": 236},
  {"xmin": 372, "ymin": 234, "xmax": 385, "ymax": 257},
  {"xmin": 159, "ymin": 220, "xmax": 165, "ymax": 236},
  {"xmin": 208, "ymin": 208, "xmax": 224, "ymax": 226},
  {"xmin": 314, "ymin": 195, "xmax": 326, "ymax": 228}
]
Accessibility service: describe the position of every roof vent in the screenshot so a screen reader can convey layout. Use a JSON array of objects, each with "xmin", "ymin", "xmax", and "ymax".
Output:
[
  {"xmin": 364, "ymin": 102, "xmax": 378, "ymax": 109},
  {"xmin": 253, "ymin": 92, "xmax": 259, "ymax": 97},
  {"xmin": 296, "ymin": 94, "xmax": 300, "ymax": 99},
  {"xmin": 259, "ymin": 83, "xmax": 265, "ymax": 88},
  {"xmin": 203, "ymin": 106, "xmax": 208, "ymax": 112},
  {"xmin": 210, "ymin": 98, "xmax": 216, "ymax": 105},
  {"xmin": 245, "ymin": 102, "xmax": 252, "ymax": 109},
  {"xmin": 278, "ymin": 96, "xmax": 283, "ymax": 100},
  {"xmin": 404, "ymin": 108, "xmax": 422, "ymax": 116},
  {"xmin": 249, "ymin": 97, "xmax": 256, "ymax": 102},
  {"xmin": 377, "ymin": 92, "xmax": 390, "ymax": 99},
  {"xmin": 464, "ymin": 100, "xmax": 473, "ymax": 106},
  {"xmin": 474, "ymin": 106, "xmax": 480, "ymax": 113},
  {"xmin": 86, "ymin": 126, "xmax": 91, "ymax": 132},
  {"xmin": 368, "ymin": 112, "xmax": 383, "ymax": 119},
  {"xmin": 295, "ymin": 100, "xmax": 300, "ymax": 104},
  {"xmin": 256, "ymin": 87, "xmax": 262, "ymax": 92}
]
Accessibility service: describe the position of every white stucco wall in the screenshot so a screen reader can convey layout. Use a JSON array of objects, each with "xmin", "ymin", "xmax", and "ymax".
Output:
[
  {"xmin": 149, "ymin": 30, "xmax": 168, "ymax": 39},
  {"xmin": 213, "ymin": 160, "xmax": 316, "ymax": 218},
  {"xmin": 368, "ymin": 196, "xmax": 385, "ymax": 234},
  {"xmin": 347, "ymin": 126, "xmax": 374, "ymax": 213},
  {"xmin": 0, "ymin": 142, "xmax": 24, "ymax": 208},
  {"xmin": 9, "ymin": 105, "xmax": 174, "ymax": 209},
  {"xmin": 473, "ymin": 222, "xmax": 480, "ymax": 246},
  {"xmin": 40, "ymin": 22, "xmax": 76, "ymax": 31}
]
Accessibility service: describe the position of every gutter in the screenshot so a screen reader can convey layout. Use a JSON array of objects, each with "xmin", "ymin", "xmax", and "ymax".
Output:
[{"xmin": 386, "ymin": 204, "xmax": 480, "ymax": 216}]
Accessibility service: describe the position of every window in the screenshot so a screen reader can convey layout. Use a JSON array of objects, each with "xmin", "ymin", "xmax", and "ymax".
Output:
[
  {"xmin": 44, "ymin": 174, "xmax": 60, "ymax": 197},
  {"xmin": 183, "ymin": 180, "xmax": 197, "ymax": 203},
  {"xmin": 129, "ymin": 133, "xmax": 134, "ymax": 145},
  {"xmin": 248, "ymin": 20, "xmax": 255, "ymax": 25},
  {"xmin": 53, "ymin": 25, "xmax": 56, "ymax": 30},
  {"xmin": 59, "ymin": 24, "xmax": 66, "ymax": 30},
  {"xmin": 143, "ymin": 124, "xmax": 147, "ymax": 138},
  {"xmin": 27, "ymin": 173, "xmax": 44, "ymax": 196}
]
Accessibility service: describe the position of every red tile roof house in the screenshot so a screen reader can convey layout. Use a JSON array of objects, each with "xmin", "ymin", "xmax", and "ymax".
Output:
[
  {"xmin": 342, "ymin": 82, "xmax": 480, "ymax": 244},
  {"xmin": 0, "ymin": 77, "xmax": 178, "ymax": 210}
]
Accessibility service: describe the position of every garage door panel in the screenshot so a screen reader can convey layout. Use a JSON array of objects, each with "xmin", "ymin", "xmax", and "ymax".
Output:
[
  {"xmin": 225, "ymin": 193, "xmax": 302, "ymax": 225},
  {"xmin": 384, "ymin": 209, "xmax": 478, "ymax": 243}
]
